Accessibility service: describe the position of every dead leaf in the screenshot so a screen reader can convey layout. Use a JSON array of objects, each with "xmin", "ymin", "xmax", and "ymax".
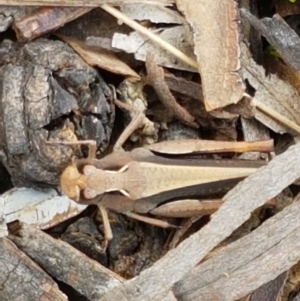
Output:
[
  {"xmin": 59, "ymin": 35, "xmax": 140, "ymax": 80},
  {"xmin": 176, "ymin": 0, "xmax": 245, "ymax": 111}
]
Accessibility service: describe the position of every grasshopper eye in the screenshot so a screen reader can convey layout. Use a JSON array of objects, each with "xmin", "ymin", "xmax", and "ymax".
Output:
[{"xmin": 83, "ymin": 165, "xmax": 97, "ymax": 176}]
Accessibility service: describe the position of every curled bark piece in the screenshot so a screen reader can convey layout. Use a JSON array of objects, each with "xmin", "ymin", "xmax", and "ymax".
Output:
[{"xmin": 146, "ymin": 53, "xmax": 199, "ymax": 128}]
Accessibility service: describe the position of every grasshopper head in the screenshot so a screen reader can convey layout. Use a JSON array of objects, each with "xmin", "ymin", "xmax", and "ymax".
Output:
[
  {"xmin": 82, "ymin": 165, "xmax": 106, "ymax": 200},
  {"xmin": 60, "ymin": 163, "xmax": 87, "ymax": 202}
]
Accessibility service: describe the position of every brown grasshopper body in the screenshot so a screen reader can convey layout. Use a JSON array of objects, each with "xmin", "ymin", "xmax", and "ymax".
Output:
[{"xmin": 61, "ymin": 148, "xmax": 265, "ymax": 216}]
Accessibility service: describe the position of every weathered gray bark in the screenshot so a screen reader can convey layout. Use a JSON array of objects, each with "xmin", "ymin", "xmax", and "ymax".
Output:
[
  {"xmin": 10, "ymin": 224, "xmax": 123, "ymax": 301},
  {"xmin": 99, "ymin": 143, "xmax": 300, "ymax": 301},
  {"xmin": 0, "ymin": 237, "xmax": 67, "ymax": 301}
]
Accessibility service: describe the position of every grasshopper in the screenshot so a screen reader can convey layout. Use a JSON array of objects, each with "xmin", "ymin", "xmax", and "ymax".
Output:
[{"xmin": 59, "ymin": 139, "xmax": 272, "ymax": 243}]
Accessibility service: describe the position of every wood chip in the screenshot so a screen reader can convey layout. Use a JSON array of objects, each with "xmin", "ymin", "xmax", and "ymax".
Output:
[{"xmin": 176, "ymin": 0, "xmax": 245, "ymax": 111}]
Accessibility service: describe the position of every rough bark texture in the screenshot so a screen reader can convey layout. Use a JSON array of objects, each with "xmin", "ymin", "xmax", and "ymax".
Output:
[
  {"xmin": 9, "ymin": 224, "xmax": 124, "ymax": 301},
  {"xmin": 174, "ymin": 197, "xmax": 300, "ymax": 300},
  {"xmin": 0, "ymin": 237, "xmax": 67, "ymax": 301}
]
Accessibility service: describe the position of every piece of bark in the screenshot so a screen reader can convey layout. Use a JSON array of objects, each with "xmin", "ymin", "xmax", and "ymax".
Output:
[
  {"xmin": 275, "ymin": 0, "xmax": 300, "ymax": 17},
  {"xmin": 0, "ymin": 7, "xmax": 37, "ymax": 26},
  {"xmin": 247, "ymin": 272, "xmax": 288, "ymax": 301},
  {"xmin": 145, "ymin": 139, "xmax": 274, "ymax": 154},
  {"xmin": 294, "ymin": 292, "xmax": 300, "ymax": 301},
  {"xmin": 0, "ymin": 237, "xmax": 67, "ymax": 301},
  {"xmin": 176, "ymin": 0, "xmax": 245, "ymax": 111},
  {"xmin": 9, "ymin": 224, "xmax": 123, "ymax": 301},
  {"xmin": 239, "ymin": 118, "xmax": 270, "ymax": 160},
  {"xmin": 98, "ymin": 142, "xmax": 300, "ymax": 301},
  {"xmin": 279, "ymin": 261, "xmax": 300, "ymax": 301},
  {"xmin": 0, "ymin": 14, "xmax": 13, "ymax": 32},
  {"xmin": 59, "ymin": 35, "xmax": 140, "ymax": 79},
  {"xmin": 241, "ymin": 118, "xmax": 270, "ymax": 142},
  {"xmin": 0, "ymin": 39, "xmax": 115, "ymax": 187},
  {"xmin": 240, "ymin": 9, "xmax": 300, "ymax": 72},
  {"xmin": 113, "ymin": 25, "xmax": 196, "ymax": 72},
  {"xmin": 3, "ymin": 187, "xmax": 87, "ymax": 230},
  {"xmin": 164, "ymin": 72, "xmax": 203, "ymax": 102},
  {"xmin": 173, "ymin": 196, "xmax": 300, "ymax": 300},
  {"xmin": 13, "ymin": 7, "xmax": 92, "ymax": 41},
  {"xmin": 1, "ymin": 65, "xmax": 28, "ymax": 155},
  {"xmin": 120, "ymin": 3, "xmax": 184, "ymax": 24},
  {"xmin": 265, "ymin": 54, "xmax": 300, "ymax": 96},
  {"xmin": 241, "ymin": 42, "xmax": 300, "ymax": 135},
  {"xmin": 246, "ymin": 0, "xmax": 264, "ymax": 66},
  {"xmin": 146, "ymin": 53, "xmax": 199, "ymax": 128},
  {"xmin": 177, "ymin": 217, "xmax": 300, "ymax": 301},
  {"xmin": 0, "ymin": 194, "xmax": 8, "ymax": 237}
]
